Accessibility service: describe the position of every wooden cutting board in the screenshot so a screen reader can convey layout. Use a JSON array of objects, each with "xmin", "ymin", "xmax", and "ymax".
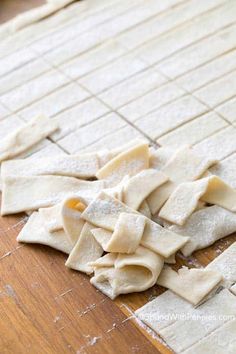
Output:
[{"xmin": 0, "ymin": 2, "xmax": 236, "ymax": 354}]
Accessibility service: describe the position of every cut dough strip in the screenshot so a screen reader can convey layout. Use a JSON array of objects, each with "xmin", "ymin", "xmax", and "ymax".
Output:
[
  {"xmin": 17, "ymin": 212, "xmax": 73, "ymax": 254},
  {"xmin": 65, "ymin": 222, "xmax": 103, "ymax": 275},
  {"xmin": 81, "ymin": 191, "xmax": 135, "ymax": 231},
  {"xmin": 141, "ymin": 219, "xmax": 189, "ymax": 258},
  {"xmin": 1, "ymin": 153, "xmax": 99, "ymax": 179},
  {"xmin": 96, "ymin": 142, "xmax": 149, "ymax": 186},
  {"xmin": 157, "ymin": 266, "xmax": 222, "ymax": 305},
  {"xmin": 92, "ymin": 213, "xmax": 146, "ymax": 254},
  {"xmin": 1, "ymin": 175, "xmax": 104, "ymax": 215},
  {"xmin": 82, "ymin": 192, "xmax": 189, "ymax": 257},
  {"xmin": 206, "ymin": 242, "xmax": 236, "ymax": 287},
  {"xmin": 147, "ymin": 146, "xmax": 217, "ymax": 214},
  {"xmin": 91, "ymin": 246, "xmax": 164, "ymax": 299},
  {"xmin": 159, "ymin": 175, "xmax": 236, "ymax": 225},
  {"xmin": 123, "ymin": 169, "xmax": 168, "ymax": 210},
  {"xmin": 168, "ymin": 206, "xmax": 236, "ymax": 256},
  {"xmin": 0, "ymin": 115, "xmax": 58, "ymax": 162}
]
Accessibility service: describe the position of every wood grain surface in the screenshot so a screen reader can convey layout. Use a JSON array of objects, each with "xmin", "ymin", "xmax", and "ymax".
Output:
[
  {"xmin": 0, "ymin": 2, "xmax": 236, "ymax": 354},
  {"xmin": 0, "ymin": 0, "xmax": 45, "ymax": 24}
]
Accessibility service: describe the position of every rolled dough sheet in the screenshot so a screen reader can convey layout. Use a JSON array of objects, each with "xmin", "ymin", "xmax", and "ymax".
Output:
[
  {"xmin": 17, "ymin": 212, "xmax": 72, "ymax": 254},
  {"xmin": 210, "ymin": 152, "xmax": 236, "ymax": 188},
  {"xmin": 1, "ymin": 175, "xmax": 104, "ymax": 215},
  {"xmin": 168, "ymin": 206, "xmax": 236, "ymax": 256},
  {"xmin": 183, "ymin": 320, "xmax": 236, "ymax": 354},
  {"xmin": 135, "ymin": 289, "xmax": 236, "ymax": 353},
  {"xmin": 0, "ymin": 115, "xmax": 58, "ymax": 162},
  {"xmin": 206, "ymin": 242, "xmax": 236, "ymax": 287}
]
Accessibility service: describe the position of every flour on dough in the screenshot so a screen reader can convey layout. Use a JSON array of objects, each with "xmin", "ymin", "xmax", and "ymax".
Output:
[
  {"xmin": 0, "ymin": 115, "xmax": 58, "ymax": 162},
  {"xmin": 157, "ymin": 266, "xmax": 222, "ymax": 305},
  {"xmin": 65, "ymin": 222, "xmax": 103, "ymax": 275},
  {"xmin": 17, "ymin": 212, "xmax": 72, "ymax": 254},
  {"xmin": 168, "ymin": 206, "xmax": 236, "ymax": 256}
]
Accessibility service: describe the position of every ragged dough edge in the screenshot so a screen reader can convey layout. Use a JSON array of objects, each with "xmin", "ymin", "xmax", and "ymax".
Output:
[
  {"xmin": 91, "ymin": 246, "xmax": 164, "ymax": 299},
  {"xmin": 0, "ymin": 115, "xmax": 58, "ymax": 163},
  {"xmin": 65, "ymin": 222, "xmax": 103, "ymax": 275},
  {"xmin": 159, "ymin": 175, "xmax": 236, "ymax": 225},
  {"xmin": 17, "ymin": 211, "xmax": 73, "ymax": 254},
  {"xmin": 157, "ymin": 266, "xmax": 222, "ymax": 305},
  {"xmin": 0, "ymin": 0, "xmax": 76, "ymax": 39},
  {"xmin": 168, "ymin": 206, "xmax": 236, "ymax": 257},
  {"xmin": 96, "ymin": 142, "xmax": 149, "ymax": 186},
  {"xmin": 123, "ymin": 169, "xmax": 168, "ymax": 210}
]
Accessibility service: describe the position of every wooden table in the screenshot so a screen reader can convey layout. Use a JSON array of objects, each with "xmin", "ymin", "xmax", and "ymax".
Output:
[
  {"xmin": 0, "ymin": 2, "xmax": 236, "ymax": 354},
  {"xmin": 0, "ymin": 0, "xmax": 45, "ymax": 24}
]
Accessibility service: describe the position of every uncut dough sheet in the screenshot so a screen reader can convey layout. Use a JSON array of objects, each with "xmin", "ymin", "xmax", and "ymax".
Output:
[{"xmin": 135, "ymin": 289, "xmax": 236, "ymax": 353}]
